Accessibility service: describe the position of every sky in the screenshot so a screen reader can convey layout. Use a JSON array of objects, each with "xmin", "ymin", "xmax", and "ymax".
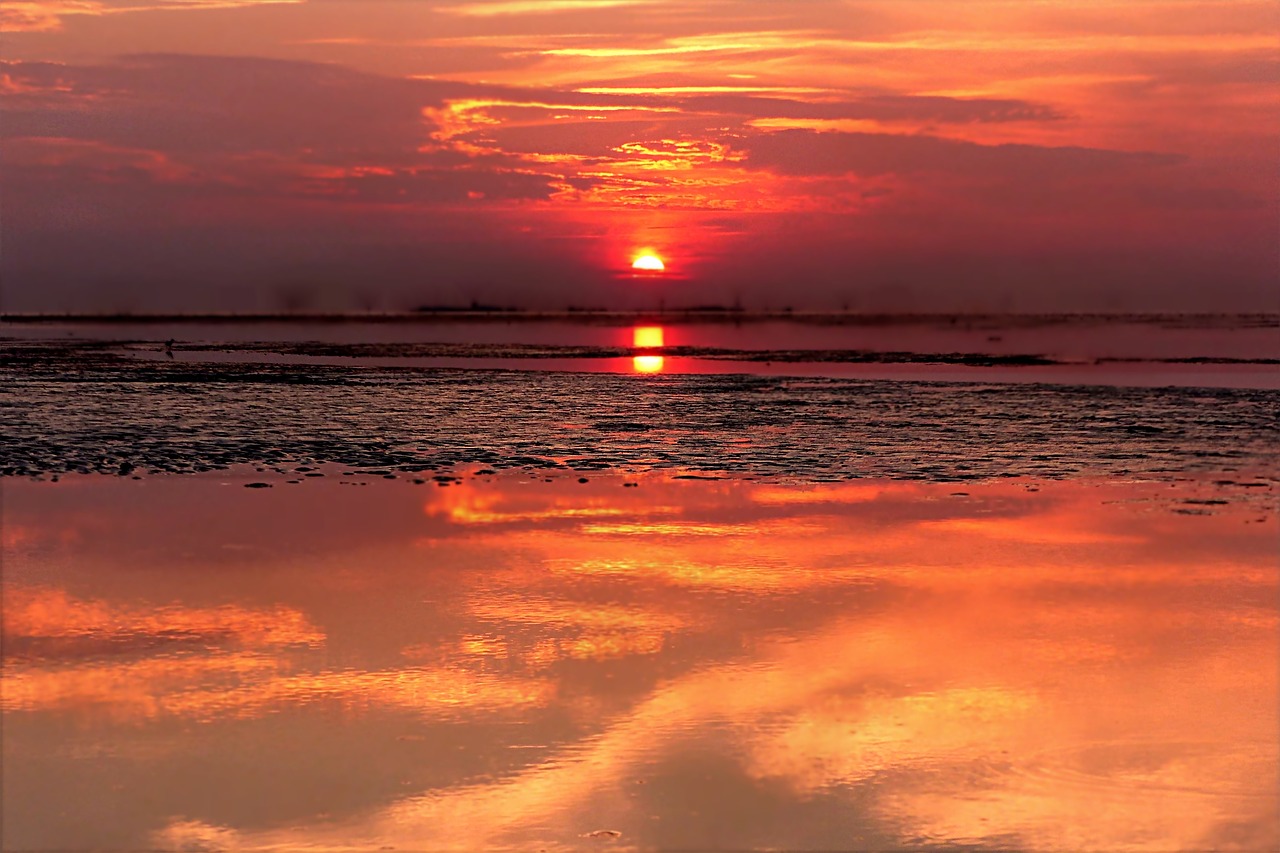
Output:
[{"xmin": 2, "ymin": 0, "xmax": 1277, "ymax": 313}]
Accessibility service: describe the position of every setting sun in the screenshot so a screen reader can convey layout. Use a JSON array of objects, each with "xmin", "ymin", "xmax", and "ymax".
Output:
[{"xmin": 632, "ymin": 254, "xmax": 665, "ymax": 272}]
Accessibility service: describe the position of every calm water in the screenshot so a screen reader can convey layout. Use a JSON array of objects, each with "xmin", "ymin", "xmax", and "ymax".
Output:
[
  {"xmin": 2, "ymin": 317, "xmax": 1278, "ymax": 851},
  {"xmin": 3, "ymin": 474, "xmax": 1277, "ymax": 851}
]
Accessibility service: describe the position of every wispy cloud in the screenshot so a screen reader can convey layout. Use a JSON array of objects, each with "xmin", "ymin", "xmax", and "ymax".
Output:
[
  {"xmin": 0, "ymin": 0, "xmax": 302, "ymax": 33},
  {"xmin": 2, "ymin": 0, "xmax": 1277, "ymax": 310},
  {"xmin": 436, "ymin": 0, "xmax": 660, "ymax": 17}
]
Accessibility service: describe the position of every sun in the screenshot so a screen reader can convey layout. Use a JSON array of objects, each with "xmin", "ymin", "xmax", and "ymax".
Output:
[{"xmin": 631, "ymin": 253, "xmax": 665, "ymax": 272}]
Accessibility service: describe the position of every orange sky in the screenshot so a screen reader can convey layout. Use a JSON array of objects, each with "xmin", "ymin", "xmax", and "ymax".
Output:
[{"xmin": 2, "ymin": 1, "xmax": 1277, "ymax": 311}]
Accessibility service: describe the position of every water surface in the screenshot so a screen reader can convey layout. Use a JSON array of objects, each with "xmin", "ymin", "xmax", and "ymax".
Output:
[
  {"xmin": 3, "ymin": 317, "xmax": 1277, "ymax": 851},
  {"xmin": 5, "ymin": 314, "xmax": 1278, "ymax": 388},
  {"xmin": 3, "ymin": 473, "xmax": 1276, "ymax": 851}
]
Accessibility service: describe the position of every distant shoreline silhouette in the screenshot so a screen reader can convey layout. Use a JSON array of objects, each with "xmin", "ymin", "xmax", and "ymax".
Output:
[{"xmin": 2, "ymin": 311, "xmax": 1275, "ymax": 328}]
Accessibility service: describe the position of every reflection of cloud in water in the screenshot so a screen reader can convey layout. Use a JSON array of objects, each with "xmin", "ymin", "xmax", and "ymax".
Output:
[
  {"xmin": 918, "ymin": 516, "xmax": 1145, "ymax": 545},
  {"xmin": 237, "ymin": 594, "xmax": 1277, "ymax": 852},
  {"xmin": 3, "ymin": 653, "xmax": 280, "ymax": 720},
  {"xmin": 4, "ymin": 476, "xmax": 1276, "ymax": 851},
  {"xmin": 163, "ymin": 666, "xmax": 554, "ymax": 722},
  {"xmin": 468, "ymin": 596, "xmax": 686, "ymax": 633},
  {"xmin": 424, "ymin": 485, "xmax": 680, "ymax": 527},
  {"xmin": 4, "ymin": 651, "xmax": 553, "ymax": 723},
  {"xmin": 5, "ymin": 587, "xmax": 324, "ymax": 649},
  {"xmin": 151, "ymin": 820, "xmax": 241, "ymax": 853},
  {"xmin": 746, "ymin": 686, "xmax": 1040, "ymax": 789}
]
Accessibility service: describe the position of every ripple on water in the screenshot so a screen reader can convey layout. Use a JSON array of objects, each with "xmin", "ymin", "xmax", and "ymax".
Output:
[{"xmin": 1004, "ymin": 740, "xmax": 1278, "ymax": 802}]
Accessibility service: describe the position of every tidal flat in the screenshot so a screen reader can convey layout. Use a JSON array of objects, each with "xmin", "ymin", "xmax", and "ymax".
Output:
[{"xmin": 2, "ymin": 316, "xmax": 1278, "ymax": 852}]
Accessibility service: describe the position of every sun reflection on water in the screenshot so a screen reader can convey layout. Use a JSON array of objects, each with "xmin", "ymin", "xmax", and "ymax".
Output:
[
  {"xmin": 633, "ymin": 354, "xmax": 665, "ymax": 373},
  {"xmin": 632, "ymin": 325, "xmax": 666, "ymax": 373},
  {"xmin": 633, "ymin": 326, "xmax": 665, "ymax": 348}
]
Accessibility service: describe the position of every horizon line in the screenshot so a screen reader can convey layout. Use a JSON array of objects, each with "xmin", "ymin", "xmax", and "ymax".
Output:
[{"xmin": 3, "ymin": 309, "xmax": 1278, "ymax": 327}]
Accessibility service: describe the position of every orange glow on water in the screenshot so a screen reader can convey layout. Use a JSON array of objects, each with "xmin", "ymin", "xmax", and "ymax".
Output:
[
  {"xmin": 633, "ymin": 326, "xmax": 664, "ymax": 348},
  {"xmin": 632, "ymin": 325, "xmax": 666, "ymax": 372},
  {"xmin": 3, "ymin": 475, "xmax": 1275, "ymax": 851},
  {"xmin": 633, "ymin": 355, "xmax": 665, "ymax": 374}
]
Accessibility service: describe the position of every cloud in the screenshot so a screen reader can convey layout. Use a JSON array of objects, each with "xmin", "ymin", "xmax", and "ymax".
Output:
[
  {"xmin": 436, "ymin": 0, "xmax": 661, "ymax": 16},
  {"xmin": 742, "ymin": 128, "xmax": 1184, "ymax": 178},
  {"xmin": 0, "ymin": 0, "xmax": 302, "ymax": 33},
  {"xmin": 1, "ymin": 54, "xmax": 453, "ymax": 161},
  {"xmin": 0, "ymin": 54, "xmax": 1164, "ymax": 185},
  {"xmin": 303, "ymin": 165, "xmax": 578, "ymax": 203},
  {"xmin": 1, "ymin": 54, "xmax": 592, "ymax": 207},
  {"xmin": 2, "ymin": 50, "xmax": 1275, "ymax": 313},
  {"xmin": 680, "ymin": 93, "xmax": 1066, "ymax": 124}
]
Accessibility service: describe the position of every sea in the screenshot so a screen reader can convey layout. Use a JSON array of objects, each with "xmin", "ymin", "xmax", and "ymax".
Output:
[{"xmin": 2, "ymin": 312, "xmax": 1277, "ymax": 851}]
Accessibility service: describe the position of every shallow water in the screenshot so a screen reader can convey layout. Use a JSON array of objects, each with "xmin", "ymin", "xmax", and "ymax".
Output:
[
  {"xmin": 3, "ymin": 320, "xmax": 1278, "ymax": 851},
  {"xmin": 3, "ymin": 473, "xmax": 1276, "ymax": 851},
  {"xmin": 4, "ymin": 314, "xmax": 1279, "ymax": 389}
]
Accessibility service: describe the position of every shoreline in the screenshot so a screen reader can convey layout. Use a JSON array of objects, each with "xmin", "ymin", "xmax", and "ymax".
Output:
[{"xmin": 4, "ymin": 310, "xmax": 1279, "ymax": 329}]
